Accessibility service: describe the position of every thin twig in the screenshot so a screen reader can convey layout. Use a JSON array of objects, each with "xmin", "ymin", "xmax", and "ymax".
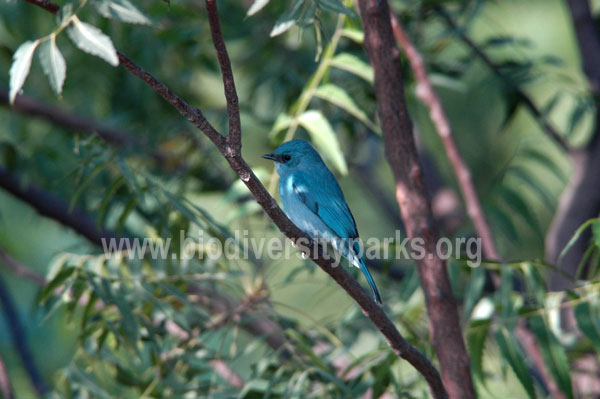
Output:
[
  {"xmin": 19, "ymin": 0, "xmax": 447, "ymax": 395},
  {"xmin": 435, "ymin": 6, "xmax": 570, "ymax": 152}
]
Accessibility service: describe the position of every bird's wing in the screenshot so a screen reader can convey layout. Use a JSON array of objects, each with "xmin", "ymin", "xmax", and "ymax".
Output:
[{"xmin": 291, "ymin": 172, "xmax": 358, "ymax": 239}]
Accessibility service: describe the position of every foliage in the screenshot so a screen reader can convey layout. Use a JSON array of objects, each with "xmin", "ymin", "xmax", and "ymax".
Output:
[{"xmin": 1, "ymin": 0, "xmax": 600, "ymax": 398}]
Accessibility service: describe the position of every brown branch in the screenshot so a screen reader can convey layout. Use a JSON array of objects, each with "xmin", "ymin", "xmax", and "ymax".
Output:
[
  {"xmin": 356, "ymin": 0, "xmax": 473, "ymax": 398},
  {"xmin": 390, "ymin": 14, "xmax": 499, "ymax": 261},
  {"xmin": 1, "ymin": 89, "xmax": 132, "ymax": 148},
  {"xmin": 435, "ymin": 7, "xmax": 570, "ymax": 152},
  {"xmin": 19, "ymin": 0, "xmax": 447, "ymax": 395},
  {"xmin": 0, "ymin": 353, "xmax": 14, "ymax": 399},
  {"xmin": 205, "ymin": 0, "xmax": 242, "ymax": 152},
  {"xmin": 390, "ymin": 12, "xmax": 573, "ymax": 398}
]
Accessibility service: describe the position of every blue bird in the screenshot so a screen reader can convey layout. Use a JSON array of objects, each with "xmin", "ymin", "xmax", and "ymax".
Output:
[{"xmin": 263, "ymin": 140, "xmax": 382, "ymax": 305}]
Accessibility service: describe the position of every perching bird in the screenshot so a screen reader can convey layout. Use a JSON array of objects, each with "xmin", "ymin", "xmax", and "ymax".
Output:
[{"xmin": 263, "ymin": 139, "xmax": 382, "ymax": 305}]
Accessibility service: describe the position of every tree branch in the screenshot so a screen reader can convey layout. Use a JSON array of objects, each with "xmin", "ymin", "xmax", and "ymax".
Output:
[
  {"xmin": 356, "ymin": 0, "xmax": 473, "ymax": 398},
  {"xmin": 1, "ymin": 89, "xmax": 132, "ymax": 148},
  {"xmin": 391, "ymin": 11, "xmax": 572, "ymax": 398},
  {"xmin": 435, "ymin": 6, "xmax": 570, "ymax": 152},
  {"xmin": 0, "ymin": 275, "xmax": 48, "ymax": 395},
  {"xmin": 390, "ymin": 13, "xmax": 499, "ymax": 261},
  {"xmin": 0, "ymin": 167, "xmax": 117, "ymax": 247},
  {"xmin": 205, "ymin": 0, "xmax": 242, "ymax": 152},
  {"xmin": 19, "ymin": 0, "xmax": 447, "ymax": 395}
]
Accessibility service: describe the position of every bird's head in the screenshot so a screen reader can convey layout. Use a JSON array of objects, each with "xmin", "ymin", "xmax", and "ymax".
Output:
[{"xmin": 263, "ymin": 140, "xmax": 324, "ymax": 175}]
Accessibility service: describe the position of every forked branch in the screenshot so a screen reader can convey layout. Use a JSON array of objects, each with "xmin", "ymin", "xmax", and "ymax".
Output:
[{"xmin": 19, "ymin": 0, "xmax": 447, "ymax": 396}]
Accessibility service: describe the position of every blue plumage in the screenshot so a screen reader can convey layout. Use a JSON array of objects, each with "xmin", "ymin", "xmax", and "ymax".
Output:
[{"xmin": 263, "ymin": 140, "xmax": 382, "ymax": 305}]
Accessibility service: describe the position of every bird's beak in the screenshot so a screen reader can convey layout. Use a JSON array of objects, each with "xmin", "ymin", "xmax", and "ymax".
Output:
[{"xmin": 262, "ymin": 153, "xmax": 280, "ymax": 162}]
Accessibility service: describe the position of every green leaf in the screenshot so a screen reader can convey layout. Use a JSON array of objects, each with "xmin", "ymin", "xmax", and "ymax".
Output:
[
  {"xmin": 314, "ymin": 84, "xmax": 379, "ymax": 133},
  {"xmin": 330, "ymin": 53, "xmax": 373, "ymax": 83},
  {"xmin": 593, "ymin": 220, "xmax": 600, "ymax": 248},
  {"xmin": 429, "ymin": 73, "xmax": 467, "ymax": 93},
  {"xmin": 69, "ymin": 161, "xmax": 108, "ymax": 211},
  {"xmin": 317, "ymin": 0, "xmax": 355, "ymax": 17},
  {"xmin": 286, "ymin": 329, "xmax": 328, "ymax": 370},
  {"xmin": 397, "ymin": 265, "xmax": 419, "ymax": 302},
  {"xmin": 463, "ymin": 266, "xmax": 486, "ymax": 320},
  {"xmin": 521, "ymin": 148, "xmax": 565, "ymax": 182},
  {"xmin": 501, "ymin": 186, "xmax": 542, "ymax": 238},
  {"xmin": 297, "ymin": 110, "xmax": 347, "ymax": 175},
  {"xmin": 520, "ymin": 262, "xmax": 546, "ymax": 306},
  {"xmin": 574, "ymin": 299, "xmax": 600, "ymax": 347},
  {"xmin": 117, "ymin": 196, "xmax": 138, "ymax": 231},
  {"xmin": 40, "ymin": 266, "xmax": 76, "ymax": 304},
  {"xmin": 529, "ymin": 315, "xmax": 573, "ymax": 398},
  {"xmin": 97, "ymin": 176, "xmax": 125, "ymax": 229},
  {"xmin": 247, "ymin": 0, "xmax": 270, "ymax": 16},
  {"xmin": 100, "ymin": 279, "xmax": 139, "ymax": 346},
  {"xmin": 467, "ymin": 318, "xmax": 490, "ymax": 383},
  {"xmin": 509, "ymin": 165, "xmax": 554, "ymax": 210},
  {"xmin": 566, "ymin": 97, "xmax": 592, "ymax": 137},
  {"xmin": 269, "ymin": 113, "xmax": 293, "ymax": 142},
  {"xmin": 371, "ymin": 358, "xmax": 392, "ymax": 398},
  {"xmin": 270, "ymin": 0, "xmax": 305, "ymax": 37},
  {"xmin": 38, "ymin": 36, "xmax": 66, "ymax": 95},
  {"xmin": 489, "ymin": 208, "xmax": 518, "ymax": 243},
  {"xmin": 94, "ymin": 0, "xmax": 152, "ymax": 25},
  {"xmin": 67, "ymin": 16, "xmax": 119, "ymax": 66},
  {"xmin": 9, "ymin": 40, "xmax": 40, "ymax": 104},
  {"xmin": 559, "ymin": 218, "xmax": 598, "ymax": 260},
  {"xmin": 341, "ymin": 28, "xmax": 363, "ymax": 44},
  {"xmin": 494, "ymin": 328, "xmax": 536, "ymax": 399}
]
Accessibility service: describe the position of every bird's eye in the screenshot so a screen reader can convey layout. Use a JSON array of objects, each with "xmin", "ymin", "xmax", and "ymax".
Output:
[{"xmin": 282, "ymin": 155, "xmax": 292, "ymax": 162}]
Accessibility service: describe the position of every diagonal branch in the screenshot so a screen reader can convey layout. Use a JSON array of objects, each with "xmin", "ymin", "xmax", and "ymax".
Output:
[
  {"xmin": 0, "ymin": 167, "xmax": 118, "ymax": 247},
  {"xmin": 1, "ymin": 89, "xmax": 133, "ymax": 148},
  {"xmin": 391, "ymin": 11, "xmax": 570, "ymax": 398},
  {"xmin": 19, "ymin": 0, "xmax": 447, "ymax": 396},
  {"xmin": 356, "ymin": 0, "xmax": 473, "ymax": 398},
  {"xmin": 435, "ymin": 6, "xmax": 570, "ymax": 152},
  {"xmin": 390, "ymin": 13, "xmax": 499, "ymax": 261}
]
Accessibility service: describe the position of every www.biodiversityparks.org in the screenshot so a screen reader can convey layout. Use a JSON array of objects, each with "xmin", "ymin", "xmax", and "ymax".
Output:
[{"xmin": 101, "ymin": 230, "xmax": 482, "ymax": 267}]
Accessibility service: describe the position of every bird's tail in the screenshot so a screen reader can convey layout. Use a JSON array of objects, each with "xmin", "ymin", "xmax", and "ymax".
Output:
[
  {"xmin": 359, "ymin": 258, "xmax": 382, "ymax": 305},
  {"xmin": 352, "ymin": 241, "xmax": 382, "ymax": 305},
  {"xmin": 343, "ymin": 241, "xmax": 382, "ymax": 305}
]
